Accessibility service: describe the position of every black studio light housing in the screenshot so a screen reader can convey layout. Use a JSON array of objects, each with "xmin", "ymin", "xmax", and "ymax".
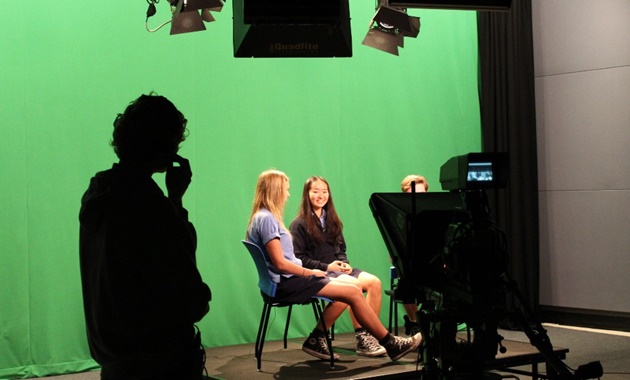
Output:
[
  {"xmin": 232, "ymin": 0, "xmax": 353, "ymax": 58},
  {"xmin": 362, "ymin": 4, "xmax": 420, "ymax": 56},
  {"xmin": 144, "ymin": 0, "xmax": 510, "ymax": 56},
  {"xmin": 362, "ymin": 0, "xmax": 511, "ymax": 55},
  {"xmin": 145, "ymin": 0, "xmax": 225, "ymax": 35}
]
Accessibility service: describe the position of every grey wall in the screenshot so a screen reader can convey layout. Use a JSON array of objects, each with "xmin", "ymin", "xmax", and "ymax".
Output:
[{"xmin": 533, "ymin": 0, "xmax": 630, "ymax": 314}]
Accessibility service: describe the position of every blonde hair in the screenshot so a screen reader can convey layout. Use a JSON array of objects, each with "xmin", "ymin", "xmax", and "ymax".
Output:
[
  {"xmin": 401, "ymin": 175, "xmax": 429, "ymax": 192},
  {"xmin": 247, "ymin": 169, "xmax": 290, "ymax": 233}
]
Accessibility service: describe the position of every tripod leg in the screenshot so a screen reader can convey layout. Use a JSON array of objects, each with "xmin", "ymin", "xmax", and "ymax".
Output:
[{"xmin": 501, "ymin": 273, "xmax": 574, "ymax": 379}]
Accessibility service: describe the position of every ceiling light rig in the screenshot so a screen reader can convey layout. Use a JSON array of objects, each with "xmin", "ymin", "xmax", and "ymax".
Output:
[
  {"xmin": 145, "ymin": 0, "xmax": 225, "ymax": 35},
  {"xmin": 362, "ymin": 0, "xmax": 420, "ymax": 56}
]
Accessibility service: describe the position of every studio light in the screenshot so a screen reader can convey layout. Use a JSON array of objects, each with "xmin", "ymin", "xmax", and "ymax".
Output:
[
  {"xmin": 170, "ymin": 0, "xmax": 225, "ymax": 34},
  {"xmin": 145, "ymin": 0, "xmax": 225, "ymax": 35},
  {"xmin": 362, "ymin": 3, "xmax": 420, "ymax": 56},
  {"xmin": 232, "ymin": 0, "xmax": 353, "ymax": 58},
  {"xmin": 170, "ymin": 1, "xmax": 206, "ymax": 34}
]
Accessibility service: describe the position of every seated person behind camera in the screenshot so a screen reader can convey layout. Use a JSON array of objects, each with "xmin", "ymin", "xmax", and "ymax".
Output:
[{"xmin": 397, "ymin": 174, "xmax": 428, "ymax": 335}]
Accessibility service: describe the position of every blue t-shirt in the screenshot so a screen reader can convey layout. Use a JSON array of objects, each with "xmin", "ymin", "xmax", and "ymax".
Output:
[{"xmin": 247, "ymin": 208, "xmax": 302, "ymax": 283}]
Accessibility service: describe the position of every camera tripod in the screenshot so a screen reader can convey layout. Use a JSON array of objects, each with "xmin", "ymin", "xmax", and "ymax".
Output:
[{"xmin": 414, "ymin": 272, "xmax": 602, "ymax": 380}]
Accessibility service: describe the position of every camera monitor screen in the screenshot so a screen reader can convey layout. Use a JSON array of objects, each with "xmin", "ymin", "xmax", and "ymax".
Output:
[
  {"xmin": 467, "ymin": 161, "xmax": 494, "ymax": 182},
  {"xmin": 369, "ymin": 192, "xmax": 468, "ymax": 294},
  {"xmin": 440, "ymin": 152, "xmax": 508, "ymax": 191}
]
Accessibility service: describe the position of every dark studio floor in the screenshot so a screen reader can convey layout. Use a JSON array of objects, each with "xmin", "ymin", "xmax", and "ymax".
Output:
[{"xmin": 35, "ymin": 324, "xmax": 630, "ymax": 380}]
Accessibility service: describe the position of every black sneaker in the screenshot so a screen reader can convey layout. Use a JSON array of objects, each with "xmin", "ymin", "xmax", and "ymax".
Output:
[
  {"xmin": 384, "ymin": 333, "xmax": 423, "ymax": 361},
  {"xmin": 355, "ymin": 330, "xmax": 387, "ymax": 357},
  {"xmin": 403, "ymin": 315, "xmax": 422, "ymax": 336},
  {"xmin": 302, "ymin": 333, "xmax": 340, "ymax": 360}
]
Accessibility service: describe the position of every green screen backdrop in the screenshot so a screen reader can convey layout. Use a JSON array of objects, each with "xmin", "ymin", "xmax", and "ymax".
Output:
[{"xmin": 0, "ymin": 1, "xmax": 480, "ymax": 378}]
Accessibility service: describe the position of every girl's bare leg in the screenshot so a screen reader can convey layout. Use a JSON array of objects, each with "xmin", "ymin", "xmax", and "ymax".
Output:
[
  {"xmin": 331, "ymin": 273, "xmax": 383, "ymax": 329},
  {"xmin": 316, "ymin": 281, "xmax": 388, "ymax": 340}
]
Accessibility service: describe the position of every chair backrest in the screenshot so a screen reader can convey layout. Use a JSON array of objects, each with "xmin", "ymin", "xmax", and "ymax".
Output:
[{"xmin": 242, "ymin": 240, "xmax": 277, "ymax": 298}]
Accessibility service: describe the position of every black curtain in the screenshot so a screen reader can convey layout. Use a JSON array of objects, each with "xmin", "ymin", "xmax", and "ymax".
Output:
[{"xmin": 477, "ymin": 0, "xmax": 539, "ymax": 313}]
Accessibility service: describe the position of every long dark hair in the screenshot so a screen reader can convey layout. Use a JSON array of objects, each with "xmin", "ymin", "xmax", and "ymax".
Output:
[{"xmin": 297, "ymin": 176, "xmax": 343, "ymax": 244}]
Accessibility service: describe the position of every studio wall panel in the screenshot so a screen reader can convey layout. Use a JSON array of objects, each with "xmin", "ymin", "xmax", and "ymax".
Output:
[
  {"xmin": 539, "ymin": 190, "xmax": 630, "ymax": 313},
  {"xmin": 536, "ymin": 66, "xmax": 630, "ymax": 191},
  {"xmin": 532, "ymin": 0, "xmax": 630, "ymax": 77},
  {"xmin": 534, "ymin": 0, "xmax": 630, "ymax": 326}
]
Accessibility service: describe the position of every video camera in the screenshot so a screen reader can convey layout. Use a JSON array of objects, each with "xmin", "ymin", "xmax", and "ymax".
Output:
[
  {"xmin": 370, "ymin": 152, "xmax": 602, "ymax": 379},
  {"xmin": 370, "ymin": 152, "xmax": 509, "ymax": 308}
]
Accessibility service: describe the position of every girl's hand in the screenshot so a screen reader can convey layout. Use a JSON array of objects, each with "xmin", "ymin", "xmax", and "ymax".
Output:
[
  {"xmin": 309, "ymin": 269, "xmax": 327, "ymax": 278},
  {"xmin": 327, "ymin": 260, "xmax": 345, "ymax": 272},
  {"xmin": 339, "ymin": 262, "xmax": 352, "ymax": 274}
]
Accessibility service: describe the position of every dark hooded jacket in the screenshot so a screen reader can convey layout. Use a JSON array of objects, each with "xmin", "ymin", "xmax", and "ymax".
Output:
[
  {"xmin": 79, "ymin": 163, "xmax": 211, "ymax": 372},
  {"xmin": 289, "ymin": 213, "xmax": 348, "ymax": 271}
]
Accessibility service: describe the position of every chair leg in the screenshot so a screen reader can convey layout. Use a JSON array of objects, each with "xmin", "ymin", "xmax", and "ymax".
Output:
[
  {"xmin": 255, "ymin": 302, "xmax": 272, "ymax": 371},
  {"xmin": 314, "ymin": 301, "xmax": 335, "ymax": 369},
  {"xmin": 394, "ymin": 301, "xmax": 399, "ymax": 335},
  {"xmin": 388, "ymin": 293, "xmax": 394, "ymax": 333},
  {"xmin": 283, "ymin": 305, "xmax": 293, "ymax": 349},
  {"xmin": 255, "ymin": 303, "xmax": 267, "ymax": 359},
  {"xmin": 319, "ymin": 300, "xmax": 334, "ymax": 340}
]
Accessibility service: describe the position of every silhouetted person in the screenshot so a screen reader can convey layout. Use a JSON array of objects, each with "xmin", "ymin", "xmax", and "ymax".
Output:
[{"xmin": 79, "ymin": 93, "xmax": 211, "ymax": 380}]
